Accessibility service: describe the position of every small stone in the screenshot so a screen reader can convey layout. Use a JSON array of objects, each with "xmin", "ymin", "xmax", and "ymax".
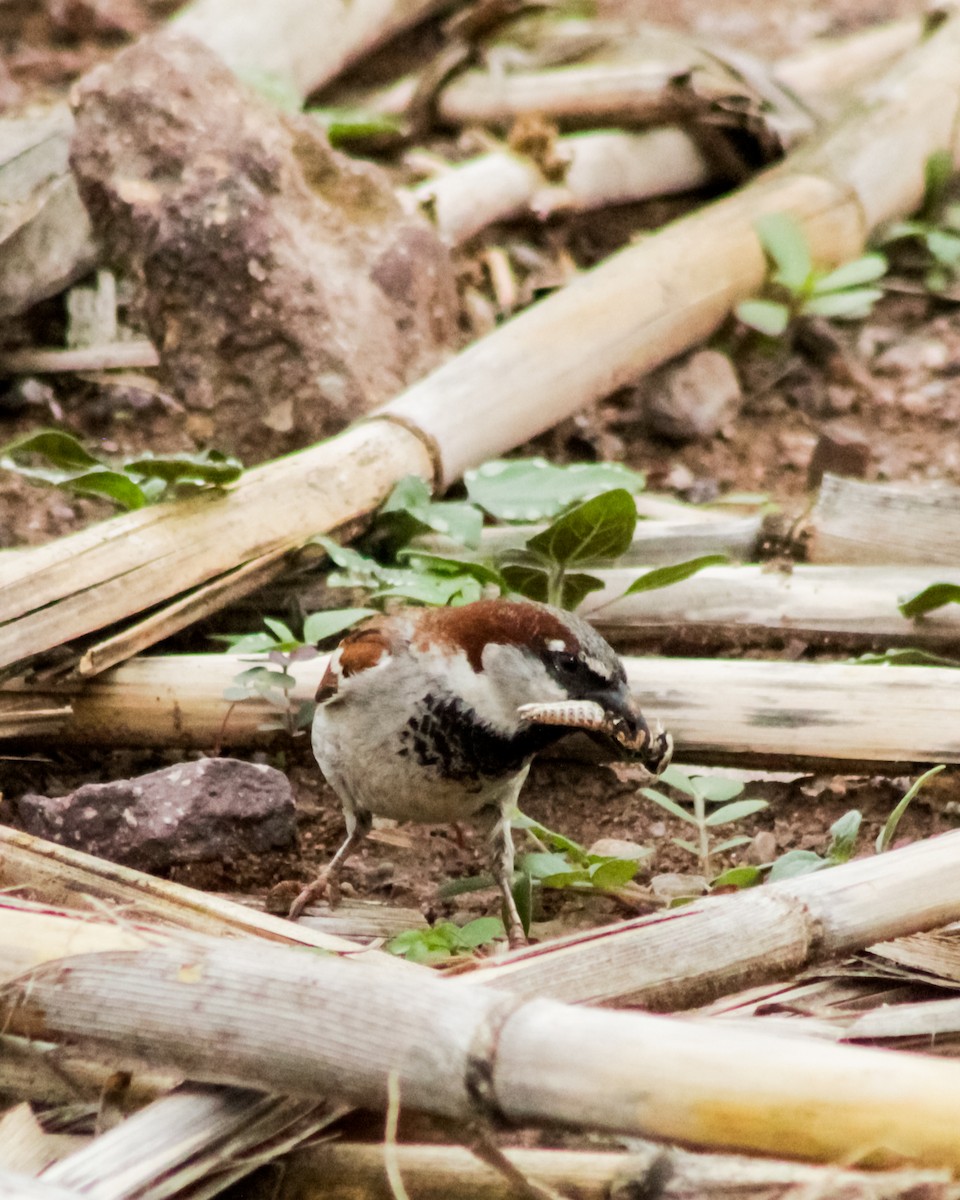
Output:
[
  {"xmin": 642, "ymin": 350, "xmax": 743, "ymax": 443},
  {"xmin": 650, "ymin": 873, "xmax": 708, "ymax": 901},
  {"xmin": 807, "ymin": 424, "xmax": 871, "ymax": 489},
  {"xmin": 746, "ymin": 830, "xmax": 778, "ymax": 865},
  {"xmin": 587, "ymin": 837, "xmax": 649, "ymax": 862},
  {"xmin": 16, "ymin": 757, "xmax": 296, "ymax": 871}
]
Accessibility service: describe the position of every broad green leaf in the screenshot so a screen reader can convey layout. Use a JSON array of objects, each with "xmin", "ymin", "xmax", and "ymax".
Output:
[
  {"xmin": 898, "ymin": 581, "xmax": 960, "ymax": 618},
  {"xmin": 511, "ymin": 868, "xmax": 533, "ymax": 937},
  {"xmin": 302, "ymin": 608, "xmax": 375, "ymax": 645},
  {"xmin": 704, "ymin": 798, "xmax": 769, "ymax": 826},
  {"xmin": 456, "ymin": 916, "xmax": 504, "ymax": 948},
  {"xmin": 692, "ymin": 776, "xmax": 744, "ymax": 803},
  {"xmin": 223, "ymin": 685, "xmax": 256, "ymax": 701},
  {"xmin": 812, "ymin": 254, "xmax": 887, "ymax": 294},
  {"xmin": 558, "ymin": 572, "xmax": 606, "ymax": 611},
  {"xmin": 465, "ymin": 458, "xmax": 645, "ymax": 521},
  {"xmin": 735, "ymin": 298, "xmax": 790, "ymax": 337},
  {"xmin": 657, "ymin": 765, "xmax": 698, "ymax": 797},
  {"xmin": 766, "ymin": 849, "xmax": 827, "ymax": 882},
  {"xmin": 522, "ymin": 852, "xmax": 574, "ymax": 881},
  {"xmin": 125, "ymin": 450, "xmax": 242, "ymax": 486},
  {"xmin": 311, "ymin": 536, "xmax": 383, "ymax": 578},
  {"xmin": 672, "ymin": 837, "xmax": 700, "ymax": 856},
  {"xmin": 512, "ymin": 813, "xmax": 589, "ymax": 863},
  {"xmin": 876, "ymin": 764, "xmax": 945, "ymax": 853},
  {"xmin": 802, "ymin": 287, "xmax": 883, "ymax": 319},
  {"xmin": 0, "ymin": 428, "xmax": 101, "ymax": 469},
  {"xmin": 878, "ymin": 219, "xmax": 926, "ymax": 243},
  {"xmin": 375, "ymin": 475, "xmax": 484, "ymax": 550},
  {"xmin": 827, "ymin": 809, "xmax": 862, "ymax": 862},
  {"xmin": 755, "ymin": 212, "xmax": 812, "ymax": 291},
  {"xmin": 263, "ymin": 617, "xmax": 298, "ymax": 645},
  {"xmin": 526, "ymin": 489, "xmax": 637, "ymax": 567},
  {"xmin": 216, "ymin": 631, "xmax": 282, "ymax": 654},
  {"xmin": 621, "ymin": 554, "xmax": 728, "ymax": 597},
  {"xmin": 589, "ymin": 858, "xmax": 639, "ymax": 889},
  {"xmin": 372, "ymin": 571, "xmax": 483, "ymax": 607},
  {"xmin": 61, "ymin": 470, "xmax": 147, "ymax": 510},
  {"xmin": 639, "ymin": 787, "xmax": 698, "ymax": 825},
  {"xmin": 398, "ymin": 551, "xmax": 505, "ymax": 590},
  {"xmin": 926, "ymin": 229, "xmax": 960, "ymax": 268},
  {"xmin": 711, "ymin": 864, "xmax": 761, "ymax": 889}
]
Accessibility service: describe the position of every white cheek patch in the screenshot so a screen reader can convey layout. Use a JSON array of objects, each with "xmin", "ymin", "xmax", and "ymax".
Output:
[{"xmin": 583, "ymin": 654, "xmax": 613, "ymax": 680}]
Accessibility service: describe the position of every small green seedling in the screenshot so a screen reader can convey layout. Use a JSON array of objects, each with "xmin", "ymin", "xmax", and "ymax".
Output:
[
  {"xmin": 639, "ymin": 764, "xmax": 769, "ymax": 880},
  {"xmin": 766, "ymin": 808, "xmax": 862, "ymax": 882},
  {"xmin": 876, "ymin": 765, "xmax": 945, "ymax": 853},
  {"xmin": 850, "ymin": 647, "xmax": 960, "ymax": 668},
  {"xmin": 736, "ymin": 212, "xmax": 886, "ymax": 337},
  {"xmin": 386, "ymin": 917, "xmax": 504, "ymax": 964},
  {"xmin": 897, "ymin": 581, "xmax": 960, "ymax": 620},
  {"xmin": 0, "ymin": 429, "xmax": 242, "ymax": 510},
  {"xmin": 876, "ymin": 150, "xmax": 960, "ymax": 292}
]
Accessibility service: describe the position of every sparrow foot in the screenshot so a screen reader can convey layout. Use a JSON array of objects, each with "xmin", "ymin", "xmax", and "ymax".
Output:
[{"xmin": 287, "ymin": 869, "xmax": 339, "ymax": 921}]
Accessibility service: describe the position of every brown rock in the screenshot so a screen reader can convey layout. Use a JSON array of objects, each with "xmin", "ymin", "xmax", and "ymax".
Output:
[
  {"xmin": 807, "ymin": 424, "xmax": 871, "ymax": 489},
  {"xmin": 642, "ymin": 349, "xmax": 742, "ymax": 443},
  {"xmin": 16, "ymin": 757, "xmax": 296, "ymax": 870},
  {"xmin": 69, "ymin": 32, "xmax": 459, "ymax": 461}
]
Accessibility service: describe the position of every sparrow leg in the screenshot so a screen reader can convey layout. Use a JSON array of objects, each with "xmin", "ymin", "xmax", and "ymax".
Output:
[
  {"xmin": 288, "ymin": 808, "xmax": 372, "ymax": 921},
  {"xmin": 480, "ymin": 804, "xmax": 526, "ymax": 949}
]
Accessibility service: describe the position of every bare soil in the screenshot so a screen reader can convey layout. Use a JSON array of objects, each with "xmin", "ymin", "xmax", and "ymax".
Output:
[{"xmin": 2, "ymin": 0, "xmax": 959, "ymax": 938}]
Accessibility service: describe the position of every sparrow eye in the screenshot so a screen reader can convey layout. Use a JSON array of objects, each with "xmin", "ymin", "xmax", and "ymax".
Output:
[{"xmin": 554, "ymin": 651, "xmax": 582, "ymax": 675}]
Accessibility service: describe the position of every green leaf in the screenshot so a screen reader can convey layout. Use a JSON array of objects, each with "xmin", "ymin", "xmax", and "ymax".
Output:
[
  {"xmin": 373, "ymin": 571, "xmax": 484, "ymax": 607},
  {"xmin": 692, "ymin": 776, "xmax": 744, "ymax": 803},
  {"xmin": 767, "ymin": 849, "xmax": 827, "ymax": 881},
  {"xmin": 639, "ymin": 787, "xmax": 698, "ymax": 825},
  {"xmin": 878, "ymin": 218, "xmax": 927, "ymax": 244},
  {"xmin": 125, "ymin": 450, "xmax": 242, "ymax": 487},
  {"xmin": 522, "ymin": 852, "xmax": 574, "ymax": 881},
  {"xmin": 557, "ymin": 572, "xmax": 607, "ymax": 611},
  {"xmin": 308, "ymin": 106, "xmax": 405, "ymax": 146},
  {"xmin": 455, "ymin": 916, "xmax": 504, "ymax": 948},
  {"xmin": 802, "ymin": 287, "xmax": 883, "ymax": 319},
  {"xmin": 735, "ymin": 298, "xmax": 791, "ymax": 337},
  {"xmin": 526, "ymin": 489, "xmax": 637, "ymax": 568},
  {"xmin": 926, "ymin": 229, "xmax": 960, "ymax": 268},
  {"xmin": 511, "ymin": 869, "xmax": 533, "ymax": 937},
  {"xmin": 876, "ymin": 764, "xmax": 946, "ymax": 853},
  {"xmin": 60, "ymin": 469, "xmax": 147, "ymax": 510},
  {"xmin": 672, "ymin": 837, "xmax": 700, "ymax": 856},
  {"xmin": 512, "ymin": 813, "xmax": 589, "ymax": 863},
  {"xmin": 812, "ymin": 254, "xmax": 887, "ymax": 293},
  {"xmin": 657, "ymin": 765, "xmax": 699, "ymax": 797},
  {"xmin": 499, "ymin": 558, "xmax": 551, "ymax": 604},
  {"xmin": 398, "ymin": 551, "xmax": 505, "ymax": 590},
  {"xmin": 216, "ymin": 631, "xmax": 282, "ymax": 654},
  {"xmin": 263, "ymin": 617, "xmax": 299, "ymax": 645},
  {"xmin": 898, "ymin": 581, "xmax": 960, "ymax": 618},
  {"xmin": 710, "ymin": 834, "xmax": 754, "ymax": 854},
  {"xmin": 588, "ymin": 857, "xmax": 639, "ymax": 889},
  {"xmin": 621, "ymin": 554, "xmax": 729, "ymax": 597},
  {"xmin": 704, "ymin": 798, "xmax": 769, "ymax": 826},
  {"xmin": 302, "ymin": 608, "xmax": 375, "ymax": 645},
  {"xmin": 827, "ymin": 809, "xmax": 862, "ymax": 862},
  {"xmin": 851, "ymin": 647, "xmax": 960, "ymax": 668},
  {"xmin": 711, "ymin": 864, "xmax": 761, "ymax": 889},
  {"xmin": 0, "ymin": 429, "xmax": 102, "ymax": 469},
  {"xmin": 922, "ymin": 149, "xmax": 955, "ymax": 220},
  {"xmin": 465, "ymin": 458, "xmax": 645, "ymax": 521},
  {"xmin": 755, "ymin": 212, "xmax": 812, "ymax": 291}
]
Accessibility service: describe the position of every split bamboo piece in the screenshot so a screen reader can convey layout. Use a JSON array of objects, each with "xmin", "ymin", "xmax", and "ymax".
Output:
[
  {"xmin": 10, "ymin": 651, "xmax": 959, "ymax": 768},
  {"xmin": 40, "ymin": 1084, "xmax": 340, "ymax": 1200},
  {"xmin": 0, "ymin": 827, "xmax": 366, "ymax": 953},
  {"xmin": 282, "ymin": 1141, "xmax": 956, "ymax": 1200},
  {"xmin": 5, "ymin": 15, "xmax": 960, "ymax": 672},
  {"xmin": 581, "ymin": 563, "xmax": 960, "ymax": 647},
  {"xmin": 805, "ymin": 475, "xmax": 960, "ymax": 564},
  {"xmin": 12, "ymin": 922, "xmax": 960, "ymax": 1168}
]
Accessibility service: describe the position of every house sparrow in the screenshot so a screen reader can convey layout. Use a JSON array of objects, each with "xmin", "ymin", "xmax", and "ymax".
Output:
[{"xmin": 289, "ymin": 598, "xmax": 672, "ymax": 945}]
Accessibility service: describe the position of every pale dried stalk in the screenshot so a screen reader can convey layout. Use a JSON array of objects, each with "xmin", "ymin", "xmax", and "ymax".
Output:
[
  {"xmin": 5, "ymin": 19, "xmax": 960, "ymax": 670},
  {"xmin": 806, "ymin": 475, "xmax": 960, "ymax": 565},
  {"xmin": 8, "ymin": 651, "xmax": 960, "ymax": 769},
  {"xmin": 0, "ymin": 826, "xmax": 365, "ymax": 953},
  {"xmin": 11, "ymin": 922, "xmax": 960, "ymax": 1168},
  {"xmin": 0, "ymin": 342, "xmax": 158, "ymax": 373},
  {"xmin": 581, "ymin": 563, "xmax": 960, "ymax": 647},
  {"xmin": 41, "ymin": 1084, "xmax": 340, "ymax": 1200},
  {"xmin": 0, "ymin": 421, "xmax": 433, "ymax": 673},
  {"xmin": 281, "ymin": 1140, "xmax": 956, "ymax": 1200}
]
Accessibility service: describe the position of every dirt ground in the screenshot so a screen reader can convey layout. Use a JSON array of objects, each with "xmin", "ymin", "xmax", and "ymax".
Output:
[{"xmin": 2, "ymin": 0, "xmax": 959, "ymax": 937}]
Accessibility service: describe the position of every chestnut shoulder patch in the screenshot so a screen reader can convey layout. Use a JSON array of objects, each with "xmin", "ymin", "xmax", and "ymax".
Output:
[{"xmin": 413, "ymin": 599, "xmax": 578, "ymax": 672}]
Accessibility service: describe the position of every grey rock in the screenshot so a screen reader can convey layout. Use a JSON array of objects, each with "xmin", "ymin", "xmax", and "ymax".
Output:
[
  {"xmin": 642, "ymin": 349, "xmax": 743, "ymax": 443},
  {"xmin": 16, "ymin": 757, "xmax": 296, "ymax": 870}
]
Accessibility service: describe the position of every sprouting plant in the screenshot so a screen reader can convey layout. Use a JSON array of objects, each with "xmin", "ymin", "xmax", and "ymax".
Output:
[
  {"xmin": 876, "ymin": 151, "xmax": 960, "ymax": 292},
  {"xmin": 386, "ymin": 917, "xmax": 504, "ymax": 964},
  {"xmin": 639, "ymin": 764, "xmax": 769, "ymax": 880},
  {"xmin": 0, "ymin": 429, "xmax": 242, "ymax": 510},
  {"xmin": 218, "ymin": 609, "xmax": 373, "ymax": 733},
  {"xmin": 736, "ymin": 212, "xmax": 887, "ymax": 338},
  {"xmin": 876, "ymin": 765, "xmax": 945, "ymax": 853},
  {"xmin": 897, "ymin": 581, "xmax": 960, "ymax": 620}
]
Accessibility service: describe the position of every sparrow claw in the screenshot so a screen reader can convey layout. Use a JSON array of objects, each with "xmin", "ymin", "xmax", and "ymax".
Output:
[{"xmin": 288, "ymin": 870, "xmax": 338, "ymax": 921}]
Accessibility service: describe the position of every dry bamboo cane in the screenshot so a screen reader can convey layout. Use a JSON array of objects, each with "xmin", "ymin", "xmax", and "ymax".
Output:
[
  {"xmin": 281, "ymin": 1141, "xmax": 956, "ymax": 1200},
  {"xmin": 580, "ymin": 563, "xmax": 960, "ymax": 648},
  {"xmin": 11, "ymin": 923, "xmax": 960, "ymax": 1168},
  {"xmin": 804, "ymin": 475, "xmax": 960, "ymax": 565},
  {"xmin": 8, "ymin": 651, "xmax": 960, "ymax": 769},
  {"xmin": 4, "ymin": 16, "xmax": 960, "ymax": 673}
]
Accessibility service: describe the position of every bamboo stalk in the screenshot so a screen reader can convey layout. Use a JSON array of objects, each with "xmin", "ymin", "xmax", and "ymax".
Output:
[
  {"xmin": 805, "ymin": 475, "xmax": 960, "ymax": 565},
  {"xmin": 475, "ymin": 825, "xmax": 960, "ymax": 1008},
  {"xmin": 41, "ymin": 1084, "xmax": 340, "ymax": 1200},
  {"xmin": 11, "ymin": 922, "xmax": 960, "ymax": 1168},
  {"xmin": 8, "ymin": 651, "xmax": 959, "ymax": 769},
  {"xmin": 0, "ymin": 827, "xmax": 368, "ymax": 953},
  {"xmin": 281, "ymin": 1140, "xmax": 956, "ymax": 1200},
  {"xmin": 4, "ymin": 17, "xmax": 959, "ymax": 673},
  {"xmin": 580, "ymin": 564, "xmax": 960, "ymax": 647}
]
